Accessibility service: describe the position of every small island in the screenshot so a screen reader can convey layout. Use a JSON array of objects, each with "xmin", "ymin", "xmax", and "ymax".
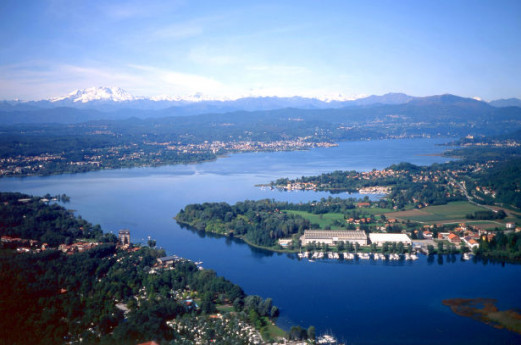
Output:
[{"xmin": 443, "ymin": 298, "xmax": 521, "ymax": 335}]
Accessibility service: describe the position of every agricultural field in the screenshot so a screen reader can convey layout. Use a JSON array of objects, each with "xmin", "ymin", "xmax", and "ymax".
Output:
[
  {"xmin": 384, "ymin": 201, "xmax": 503, "ymax": 227},
  {"xmin": 285, "ymin": 210, "xmax": 345, "ymax": 229}
]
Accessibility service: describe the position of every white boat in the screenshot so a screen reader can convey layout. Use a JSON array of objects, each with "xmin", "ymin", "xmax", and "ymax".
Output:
[
  {"xmin": 344, "ymin": 253, "xmax": 354, "ymax": 260},
  {"xmin": 389, "ymin": 253, "xmax": 400, "ymax": 260},
  {"xmin": 359, "ymin": 253, "xmax": 370, "ymax": 260}
]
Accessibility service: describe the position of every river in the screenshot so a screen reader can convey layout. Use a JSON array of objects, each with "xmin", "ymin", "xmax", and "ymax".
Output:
[{"xmin": 1, "ymin": 138, "xmax": 520, "ymax": 344}]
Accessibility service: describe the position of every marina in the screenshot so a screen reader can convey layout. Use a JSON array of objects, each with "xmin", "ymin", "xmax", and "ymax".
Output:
[{"xmin": 301, "ymin": 251, "xmax": 422, "ymax": 262}]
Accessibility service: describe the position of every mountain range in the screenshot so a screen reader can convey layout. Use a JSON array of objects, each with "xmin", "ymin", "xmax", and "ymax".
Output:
[{"xmin": 0, "ymin": 87, "xmax": 520, "ymax": 125}]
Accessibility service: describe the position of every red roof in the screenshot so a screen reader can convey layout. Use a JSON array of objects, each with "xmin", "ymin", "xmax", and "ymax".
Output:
[{"xmin": 138, "ymin": 342, "xmax": 160, "ymax": 345}]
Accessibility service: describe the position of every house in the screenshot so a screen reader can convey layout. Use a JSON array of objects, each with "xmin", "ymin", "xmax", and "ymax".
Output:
[
  {"xmin": 422, "ymin": 230, "xmax": 433, "ymax": 239},
  {"xmin": 157, "ymin": 255, "xmax": 180, "ymax": 266},
  {"xmin": 463, "ymin": 237, "xmax": 479, "ymax": 249},
  {"xmin": 278, "ymin": 239, "xmax": 292, "ymax": 247},
  {"xmin": 448, "ymin": 233, "xmax": 461, "ymax": 244},
  {"xmin": 506, "ymin": 222, "xmax": 515, "ymax": 230},
  {"xmin": 438, "ymin": 232, "xmax": 450, "ymax": 240}
]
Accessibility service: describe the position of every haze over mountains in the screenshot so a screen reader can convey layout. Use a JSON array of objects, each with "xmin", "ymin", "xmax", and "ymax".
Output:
[{"xmin": 0, "ymin": 87, "xmax": 520, "ymax": 125}]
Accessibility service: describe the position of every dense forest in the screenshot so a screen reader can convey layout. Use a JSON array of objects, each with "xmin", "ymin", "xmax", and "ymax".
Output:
[
  {"xmin": 473, "ymin": 158, "xmax": 521, "ymax": 209},
  {"xmin": 0, "ymin": 193, "xmax": 283, "ymax": 344},
  {"xmin": 0, "ymin": 192, "xmax": 109, "ymax": 245},
  {"xmin": 176, "ymin": 200, "xmax": 312, "ymax": 248},
  {"xmin": 476, "ymin": 231, "xmax": 521, "ymax": 261}
]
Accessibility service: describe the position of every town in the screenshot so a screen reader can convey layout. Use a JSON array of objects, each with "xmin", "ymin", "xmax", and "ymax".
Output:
[{"xmin": 0, "ymin": 138, "xmax": 336, "ymax": 177}]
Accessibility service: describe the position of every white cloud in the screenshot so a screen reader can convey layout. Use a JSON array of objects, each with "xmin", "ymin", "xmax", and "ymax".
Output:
[
  {"xmin": 0, "ymin": 60, "xmax": 242, "ymax": 100},
  {"xmin": 127, "ymin": 64, "xmax": 224, "ymax": 93},
  {"xmin": 0, "ymin": 60, "xmax": 363, "ymax": 101}
]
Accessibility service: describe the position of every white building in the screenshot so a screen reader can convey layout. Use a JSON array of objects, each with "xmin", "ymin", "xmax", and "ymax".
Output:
[
  {"xmin": 300, "ymin": 230, "xmax": 367, "ymax": 246},
  {"xmin": 369, "ymin": 233, "xmax": 412, "ymax": 246}
]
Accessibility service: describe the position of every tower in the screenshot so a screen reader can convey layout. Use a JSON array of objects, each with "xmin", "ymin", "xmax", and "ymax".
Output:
[{"xmin": 118, "ymin": 229, "xmax": 130, "ymax": 246}]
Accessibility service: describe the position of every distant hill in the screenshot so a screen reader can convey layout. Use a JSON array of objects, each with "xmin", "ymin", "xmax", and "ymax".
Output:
[
  {"xmin": 346, "ymin": 92, "xmax": 414, "ymax": 106},
  {"xmin": 489, "ymin": 98, "xmax": 521, "ymax": 108},
  {"xmin": 1, "ymin": 90, "xmax": 520, "ymax": 136}
]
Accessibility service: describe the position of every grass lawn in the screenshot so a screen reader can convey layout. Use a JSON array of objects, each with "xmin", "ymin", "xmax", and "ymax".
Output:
[
  {"xmin": 216, "ymin": 304, "xmax": 234, "ymax": 313},
  {"xmin": 265, "ymin": 322, "xmax": 286, "ymax": 339},
  {"xmin": 285, "ymin": 210, "xmax": 344, "ymax": 228},
  {"xmin": 286, "ymin": 207, "xmax": 393, "ymax": 229},
  {"xmin": 385, "ymin": 201, "xmax": 494, "ymax": 223}
]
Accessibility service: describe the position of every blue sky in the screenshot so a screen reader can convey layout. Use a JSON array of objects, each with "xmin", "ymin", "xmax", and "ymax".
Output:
[{"xmin": 1, "ymin": 0, "xmax": 520, "ymax": 100}]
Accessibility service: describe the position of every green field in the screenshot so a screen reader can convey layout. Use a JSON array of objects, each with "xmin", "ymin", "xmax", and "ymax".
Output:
[
  {"xmin": 265, "ymin": 322, "xmax": 286, "ymax": 339},
  {"xmin": 385, "ymin": 201, "xmax": 498, "ymax": 223},
  {"xmin": 285, "ymin": 210, "xmax": 345, "ymax": 228},
  {"xmin": 285, "ymin": 207, "xmax": 392, "ymax": 229}
]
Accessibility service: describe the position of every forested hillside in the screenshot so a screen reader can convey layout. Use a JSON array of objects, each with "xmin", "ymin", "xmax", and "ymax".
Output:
[{"xmin": 0, "ymin": 193, "xmax": 282, "ymax": 344}]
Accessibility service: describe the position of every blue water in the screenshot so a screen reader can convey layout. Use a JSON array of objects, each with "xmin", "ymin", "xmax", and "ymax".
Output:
[{"xmin": 1, "ymin": 138, "xmax": 520, "ymax": 344}]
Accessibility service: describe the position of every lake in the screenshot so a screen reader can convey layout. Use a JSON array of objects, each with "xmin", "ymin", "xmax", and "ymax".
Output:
[{"xmin": 1, "ymin": 138, "xmax": 520, "ymax": 344}]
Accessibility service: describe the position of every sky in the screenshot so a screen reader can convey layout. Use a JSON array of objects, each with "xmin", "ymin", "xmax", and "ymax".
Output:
[{"xmin": 0, "ymin": 0, "xmax": 520, "ymax": 101}]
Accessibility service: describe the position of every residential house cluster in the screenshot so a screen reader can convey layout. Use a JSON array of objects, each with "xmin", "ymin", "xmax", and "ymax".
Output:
[
  {"xmin": 58, "ymin": 241, "xmax": 101, "ymax": 254},
  {"xmin": 1, "ymin": 235, "xmax": 42, "ymax": 253},
  {"xmin": 436, "ymin": 223, "xmax": 487, "ymax": 250}
]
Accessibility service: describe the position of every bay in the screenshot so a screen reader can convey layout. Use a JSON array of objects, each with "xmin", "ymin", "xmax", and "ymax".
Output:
[{"xmin": 1, "ymin": 138, "xmax": 520, "ymax": 344}]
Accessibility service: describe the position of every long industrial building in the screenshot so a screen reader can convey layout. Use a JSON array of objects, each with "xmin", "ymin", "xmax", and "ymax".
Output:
[
  {"xmin": 368, "ymin": 233, "xmax": 412, "ymax": 246},
  {"xmin": 300, "ymin": 230, "xmax": 368, "ymax": 246}
]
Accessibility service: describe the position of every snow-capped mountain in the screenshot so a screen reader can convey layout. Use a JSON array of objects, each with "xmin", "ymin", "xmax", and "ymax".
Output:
[{"xmin": 50, "ymin": 87, "xmax": 136, "ymax": 103}]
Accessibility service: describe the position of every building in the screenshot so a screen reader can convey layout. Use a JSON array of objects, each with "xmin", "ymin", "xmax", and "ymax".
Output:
[
  {"xmin": 463, "ymin": 237, "xmax": 479, "ymax": 249},
  {"xmin": 422, "ymin": 230, "xmax": 433, "ymax": 239},
  {"xmin": 300, "ymin": 230, "xmax": 367, "ymax": 246},
  {"xmin": 278, "ymin": 239, "xmax": 292, "ymax": 247},
  {"xmin": 368, "ymin": 233, "xmax": 412, "ymax": 246},
  {"xmin": 118, "ymin": 229, "xmax": 130, "ymax": 246},
  {"xmin": 448, "ymin": 233, "xmax": 461, "ymax": 244}
]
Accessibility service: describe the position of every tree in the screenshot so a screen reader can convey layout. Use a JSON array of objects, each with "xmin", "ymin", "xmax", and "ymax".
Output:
[
  {"xmin": 307, "ymin": 325, "xmax": 316, "ymax": 341},
  {"xmin": 397, "ymin": 242, "xmax": 404, "ymax": 254},
  {"xmin": 437, "ymin": 241, "xmax": 444, "ymax": 254},
  {"xmin": 147, "ymin": 239, "xmax": 156, "ymax": 248},
  {"xmin": 270, "ymin": 306, "xmax": 279, "ymax": 318},
  {"xmin": 258, "ymin": 298, "xmax": 272, "ymax": 316}
]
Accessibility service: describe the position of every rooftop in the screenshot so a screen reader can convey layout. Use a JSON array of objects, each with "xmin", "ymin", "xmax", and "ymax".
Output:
[{"xmin": 303, "ymin": 230, "xmax": 367, "ymax": 240}]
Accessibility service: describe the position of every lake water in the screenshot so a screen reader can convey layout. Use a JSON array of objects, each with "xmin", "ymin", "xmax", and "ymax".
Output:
[{"xmin": 1, "ymin": 138, "xmax": 520, "ymax": 344}]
